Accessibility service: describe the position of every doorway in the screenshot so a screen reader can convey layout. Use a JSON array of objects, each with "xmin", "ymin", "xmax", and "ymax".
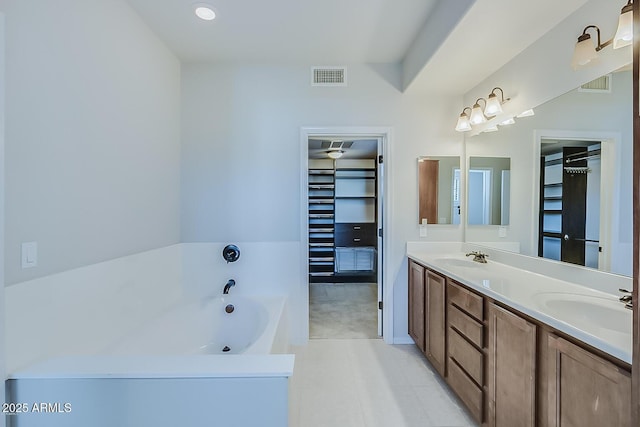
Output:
[
  {"xmin": 468, "ymin": 168, "xmax": 492, "ymax": 225},
  {"xmin": 538, "ymin": 139, "xmax": 603, "ymax": 268},
  {"xmin": 303, "ymin": 131, "xmax": 385, "ymax": 340}
]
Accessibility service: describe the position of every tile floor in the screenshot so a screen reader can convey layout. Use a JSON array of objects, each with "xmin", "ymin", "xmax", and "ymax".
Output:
[
  {"xmin": 289, "ymin": 339, "xmax": 477, "ymax": 427},
  {"xmin": 309, "ymin": 283, "xmax": 378, "ymax": 339}
]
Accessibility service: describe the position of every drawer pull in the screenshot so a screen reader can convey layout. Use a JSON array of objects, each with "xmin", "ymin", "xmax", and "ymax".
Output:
[
  {"xmin": 353, "ymin": 238, "xmax": 361, "ymax": 242},
  {"xmin": 353, "ymin": 226, "xmax": 361, "ymax": 230}
]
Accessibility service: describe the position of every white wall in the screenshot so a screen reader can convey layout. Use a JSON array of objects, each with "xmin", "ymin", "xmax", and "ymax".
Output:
[
  {"xmin": 1, "ymin": 0, "xmax": 182, "ymax": 285},
  {"xmin": 180, "ymin": 63, "xmax": 464, "ymax": 342},
  {"xmin": 0, "ymin": 12, "xmax": 5, "ymax": 427}
]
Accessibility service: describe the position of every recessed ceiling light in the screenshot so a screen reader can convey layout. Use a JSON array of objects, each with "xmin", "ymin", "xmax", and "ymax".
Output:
[{"xmin": 194, "ymin": 4, "xmax": 216, "ymax": 21}]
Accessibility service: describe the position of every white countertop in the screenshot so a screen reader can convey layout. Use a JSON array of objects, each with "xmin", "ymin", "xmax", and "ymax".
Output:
[
  {"xmin": 407, "ymin": 250, "xmax": 632, "ymax": 364},
  {"xmin": 8, "ymin": 354, "xmax": 295, "ymax": 379}
]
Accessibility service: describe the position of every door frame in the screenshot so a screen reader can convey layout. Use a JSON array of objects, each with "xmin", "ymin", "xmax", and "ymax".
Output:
[
  {"xmin": 532, "ymin": 129, "xmax": 621, "ymax": 272},
  {"xmin": 300, "ymin": 126, "xmax": 393, "ymax": 343}
]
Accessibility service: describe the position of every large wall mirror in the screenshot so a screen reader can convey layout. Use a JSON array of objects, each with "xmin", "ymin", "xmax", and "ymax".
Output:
[
  {"xmin": 467, "ymin": 157, "xmax": 510, "ymax": 226},
  {"xmin": 418, "ymin": 156, "xmax": 461, "ymax": 225},
  {"xmin": 466, "ymin": 67, "xmax": 632, "ymax": 277}
]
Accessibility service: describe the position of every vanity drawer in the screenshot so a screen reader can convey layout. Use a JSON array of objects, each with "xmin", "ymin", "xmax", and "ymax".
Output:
[
  {"xmin": 449, "ymin": 328, "xmax": 483, "ymax": 385},
  {"xmin": 447, "ymin": 357, "xmax": 483, "ymax": 423},
  {"xmin": 334, "ymin": 223, "xmax": 377, "ymax": 246},
  {"xmin": 449, "ymin": 304, "xmax": 483, "ymax": 348},
  {"xmin": 448, "ymin": 280, "xmax": 484, "ymax": 322}
]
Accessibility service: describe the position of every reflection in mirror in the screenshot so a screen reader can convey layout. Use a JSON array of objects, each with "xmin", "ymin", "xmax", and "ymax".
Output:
[
  {"xmin": 467, "ymin": 157, "xmax": 510, "ymax": 225},
  {"xmin": 540, "ymin": 141, "xmax": 602, "ymax": 269},
  {"xmin": 418, "ymin": 156, "xmax": 461, "ymax": 225},
  {"xmin": 465, "ymin": 68, "xmax": 632, "ymax": 277}
]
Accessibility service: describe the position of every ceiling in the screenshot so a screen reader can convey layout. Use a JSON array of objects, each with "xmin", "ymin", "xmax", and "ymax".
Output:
[
  {"xmin": 125, "ymin": 0, "xmax": 439, "ymax": 63},
  {"xmin": 126, "ymin": 0, "xmax": 588, "ymax": 95}
]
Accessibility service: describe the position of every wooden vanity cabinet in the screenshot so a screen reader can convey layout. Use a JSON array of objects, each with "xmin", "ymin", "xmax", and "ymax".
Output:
[
  {"xmin": 544, "ymin": 332, "xmax": 631, "ymax": 427},
  {"xmin": 425, "ymin": 269, "xmax": 446, "ymax": 377},
  {"xmin": 487, "ymin": 303, "xmax": 537, "ymax": 427},
  {"xmin": 407, "ymin": 258, "xmax": 632, "ymax": 427},
  {"xmin": 408, "ymin": 260, "xmax": 425, "ymax": 351},
  {"xmin": 446, "ymin": 280, "xmax": 486, "ymax": 424},
  {"xmin": 408, "ymin": 260, "xmax": 446, "ymax": 374}
]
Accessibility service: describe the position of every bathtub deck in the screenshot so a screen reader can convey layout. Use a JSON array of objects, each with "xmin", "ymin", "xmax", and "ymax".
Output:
[{"xmin": 7, "ymin": 354, "xmax": 294, "ymax": 379}]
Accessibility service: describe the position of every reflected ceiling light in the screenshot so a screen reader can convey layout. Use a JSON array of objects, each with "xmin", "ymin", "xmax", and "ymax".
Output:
[
  {"xmin": 327, "ymin": 150, "xmax": 344, "ymax": 159},
  {"xmin": 455, "ymin": 107, "xmax": 472, "ymax": 132},
  {"xmin": 499, "ymin": 117, "xmax": 516, "ymax": 126},
  {"xmin": 485, "ymin": 87, "xmax": 510, "ymax": 116},
  {"xmin": 613, "ymin": 0, "xmax": 633, "ymax": 49},
  {"xmin": 516, "ymin": 109, "xmax": 535, "ymax": 118},
  {"xmin": 482, "ymin": 126, "xmax": 499, "ymax": 133},
  {"xmin": 194, "ymin": 4, "xmax": 216, "ymax": 20},
  {"xmin": 469, "ymin": 98, "xmax": 488, "ymax": 125}
]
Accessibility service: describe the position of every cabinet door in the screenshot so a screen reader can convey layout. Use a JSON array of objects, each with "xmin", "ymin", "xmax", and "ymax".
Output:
[
  {"xmin": 425, "ymin": 269, "xmax": 446, "ymax": 376},
  {"xmin": 408, "ymin": 261, "xmax": 425, "ymax": 351},
  {"xmin": 545, "ymin": 333, "xmax": 631, "ymax": 427},
  {"xmin": 488, "ymin": 303, "xmax": 537, "ymax": 427}
]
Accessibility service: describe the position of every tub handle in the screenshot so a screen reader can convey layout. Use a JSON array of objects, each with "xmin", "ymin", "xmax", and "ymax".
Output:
[{"xmin": 222, "ymin": 244, "xmax": 241, "ymax": 263}]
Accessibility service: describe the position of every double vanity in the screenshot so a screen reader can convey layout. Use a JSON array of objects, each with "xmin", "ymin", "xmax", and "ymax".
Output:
[{"xmin": 407, "ymin": 244, "xmax": 632, "ymax": 427}]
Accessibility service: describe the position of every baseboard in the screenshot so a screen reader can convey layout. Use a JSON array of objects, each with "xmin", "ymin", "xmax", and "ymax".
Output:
[{"xmin": 392, "ymin": 336, "xmax": 416, "ymax": 345}]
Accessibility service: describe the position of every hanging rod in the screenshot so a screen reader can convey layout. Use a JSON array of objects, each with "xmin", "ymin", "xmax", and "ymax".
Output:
[{"xmin": 565, "ymin": 148, "xmax": 601, "ymax": 164}]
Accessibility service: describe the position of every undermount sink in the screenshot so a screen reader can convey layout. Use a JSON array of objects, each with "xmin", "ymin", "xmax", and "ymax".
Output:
[
  {"xmin": 434, "ymin": 258, "xmax": 484, "ymax": 269},
  {"xmin": 532, "ymin": 292, "xmax": 632, "ymax": 335}
]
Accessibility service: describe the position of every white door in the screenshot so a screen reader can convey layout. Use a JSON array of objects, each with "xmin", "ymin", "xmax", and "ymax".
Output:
[
  {"xmin": 452, "ymin": 168, "xmax": 461, "ymax": 225},
  {"xmin": 376, "ymin": 138, "xmax": 384, "ymax": 336}
]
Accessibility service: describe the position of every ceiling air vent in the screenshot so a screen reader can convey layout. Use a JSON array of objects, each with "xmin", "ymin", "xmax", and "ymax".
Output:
[
  {"xmin": 311, "ymin": 66, "xmax": 347, "ymax": 87},
  {"xmin": 578, "ymin": 74, "xmax": 612, "ymax": 93}
]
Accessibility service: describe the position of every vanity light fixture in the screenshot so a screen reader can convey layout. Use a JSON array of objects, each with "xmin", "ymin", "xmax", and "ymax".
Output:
[
  {"xmin": 194, "ymin": 4, "xmax": 216, "ymax": 20},
  {"xmin": 485, "ymin": 87, "xmax": 510, "ymax": 116},
  {"xmin": 572, "ymin": 0, "xmax": 634, "ymax": 69},
  {"xmin": 455, "ymin": 107, "xmax": 472, "ymax": 132},
  {"xmin": 613, "ymin": 0, "xmax": 633, "ymax": 49},
  {"xmin": 469, "ymin": 98, "xmax": 488, "ymax": 125},
  {"xmin": 499, "ymin": 117, "xmax": 516, "ymax": 126},
  {"xmin": 454, "ymin": 87, "xmax": 512, "ymax": 132},
  {"xmin": 482, "ymin": 125, "xmax": 499, "ymax": 133}
]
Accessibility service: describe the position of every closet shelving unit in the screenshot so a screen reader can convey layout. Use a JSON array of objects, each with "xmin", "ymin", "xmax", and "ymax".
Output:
[
  {"xmin": 307, "ymin": 158, "xmax": 378, "ymax": 283},
  {"xmin": 308, "ymin": 160, "xmax": 336, "ymax": 281},
  {"xmin": 539, "ymin": 152, "xmax": 564, "ymax": 259},
  {"xmin": 333, "ymin": 159, "xmax": 377, "ymax": 283}
]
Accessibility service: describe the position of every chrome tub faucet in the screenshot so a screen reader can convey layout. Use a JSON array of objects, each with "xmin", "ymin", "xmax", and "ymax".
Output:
[{"xmin": 223, "ymin": 279, "xmax": 236, "ymax": 295}]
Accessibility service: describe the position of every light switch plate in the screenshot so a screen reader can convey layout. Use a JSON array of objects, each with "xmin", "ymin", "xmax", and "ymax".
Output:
[
  {"xmin": 21, "ymin": 241, "xmax": 38, "ymax": 269},
  {"xmin": 498, "ymin": 226, "xmax": 507, "ymax": 238},
  {"xmin": 419, "ymin": 225, "xmax": 427, "ymax": 237}
]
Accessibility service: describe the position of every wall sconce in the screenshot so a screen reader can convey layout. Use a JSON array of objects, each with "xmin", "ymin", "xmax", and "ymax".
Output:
[
  {"xmin": 469, "ymin": 98, "xmax": 488, "ymax": 125},
  {"xmin": 572, "ymin": 0, "xmax": 634, "ymax": 69},
  {"xmin": 455, "ymin": 107, "xmax": 472, "ymax": 132},
  {"xmin": 485, "ymin": 87, "xmax": 510, "ymax": 116},
  {"xmin": 613, "ymin": 0, "xmax": 633, "ymax": 49},
  {"xmin": 455, "ymin": 88, "xmax": 511, "ymax": 132}
]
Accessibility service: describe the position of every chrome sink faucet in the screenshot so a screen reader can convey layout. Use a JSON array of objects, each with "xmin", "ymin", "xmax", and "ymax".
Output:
[
  {"xmin": 466, "ymin": 251, "xmax": 488, "ymax": 263},
  {"xmin": 619, "ymin": 288, "xmax": 633, "ymax": 310},
  {"xmin": 223, "ymin": 279, "xmax": 236, "ymax": 295}
]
